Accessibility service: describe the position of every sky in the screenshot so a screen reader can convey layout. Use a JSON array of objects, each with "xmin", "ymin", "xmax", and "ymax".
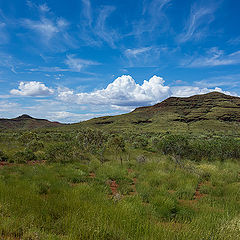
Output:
[{"xmin": 0, "ymin": 0, "xmax": 240, "ymax": 123}]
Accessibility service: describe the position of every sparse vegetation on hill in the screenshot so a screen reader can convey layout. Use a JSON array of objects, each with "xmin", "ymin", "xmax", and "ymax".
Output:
[
  {"xmin": 75, "ymin": 92, "xmax": 240, "ymax": 135},
  {"xmin": 0, "ymin": 114, "xmax": 63, "ymax": 129}
]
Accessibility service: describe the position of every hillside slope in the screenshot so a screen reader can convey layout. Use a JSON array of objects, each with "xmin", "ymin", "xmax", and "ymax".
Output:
[
  {"xmin": 77, "ymin": 92, "xmax": 240, "ymax": 134},
  {"xmin": 0, "ymin": 114, "xmax": 63, "ymax": 130}
]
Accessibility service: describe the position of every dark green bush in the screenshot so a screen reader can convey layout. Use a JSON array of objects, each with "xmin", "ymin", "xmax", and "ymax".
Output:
[
  {"xmin": 45, "ymin": 143, "xmax": 75, "ymax": 163},
  {"xmin": 13, "ymin": 149, "xmax": 37, "ymax": 163},
  {"xmin": 157, "ymin": 134, "xmax": 190, "ymax": 158},
  {"xmin": 27, "ymin": 140, "xmax": 44, "ymax": 152},
  {"xmin": 0, "ymin": 150, "xmax": 8, "ymax": 162},
  {"xmin": 154, "ymin": 134, "xmax": 240, "ymax": 162}
]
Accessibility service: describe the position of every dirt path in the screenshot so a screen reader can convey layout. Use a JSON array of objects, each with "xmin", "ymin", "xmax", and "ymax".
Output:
[{"xmin": 193, "ymin": 182, "xmax": 207, "ymax": 200}]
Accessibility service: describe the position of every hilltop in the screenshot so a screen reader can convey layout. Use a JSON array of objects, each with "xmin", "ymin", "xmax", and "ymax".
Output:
[
  {"xmin": 1, "ymin": 92, "xmax": 240, "ymax": 134},
  {"xmin": 0, "ymin": 114, "xmax": 63, "ymax": 130},
  {"xmin": 77, "ymin": 92, "xmax": 240, "ymax": 134}
]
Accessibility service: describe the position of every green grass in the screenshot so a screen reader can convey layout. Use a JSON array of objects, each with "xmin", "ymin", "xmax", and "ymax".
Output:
[
  {"xmin": 0, "ymin": 127, "xmax": 240, "ymax": 239},
  {"xmin": 0, "ymin": 157, "xmax": 239, "ymax": 239}
]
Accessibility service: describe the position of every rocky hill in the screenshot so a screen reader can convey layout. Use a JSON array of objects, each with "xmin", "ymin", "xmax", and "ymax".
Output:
[
  {"xmin": 134, "ymin": 92, "xmax": 240, "ymax": 122},
  {"xmin": 78, "ymin": 92, "xmax": 240, "ymax": 134},
  {"xmin": 1, "ymin": 92, "xmax": 240, "ymax": 134},
  {"xmin": 0, "ymin": 114, "xmax": 63, "ymax": 130}
]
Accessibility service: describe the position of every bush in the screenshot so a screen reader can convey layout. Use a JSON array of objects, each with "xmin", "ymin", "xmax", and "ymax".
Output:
[
  {"xmin": 155, "ymin": 134, "xmax": 240, "ymax": 162},
  {"xmin": 26, "ymin": 140, "xmax": 44, "ymax": 152},
  {"xmin": 136, "ymin": 155, "xmax": 147, "ymax": 164},
  {"xmin": 0, "ymin": 150, "xmax": 8, "ymax": 162},
  {"xmin": 157, "ymin": 134, "xmax": 190, "ymax": 158},
  {"xmin": 132, "ymin": 136, "xmax": 148, "ymax": 149},
  {"xmin": 13, "ymin": 149, "xmax": 37, "ymax": 163},
  {"xmin": 45, "ymin": 143, "xmax": 74, "ymax": 163}
]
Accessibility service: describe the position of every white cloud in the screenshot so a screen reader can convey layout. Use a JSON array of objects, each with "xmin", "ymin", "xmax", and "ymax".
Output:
[
  {"xmin": 57, "ymin": 74, "xmax": 237, "ymax": 111},
  {"xmin": 171, "ymin": 86, "xmax": 233, "ymax": 98},
  {"xmin": 58, "ymin": 75, "xmax": 170, "ymax": 107},
  {"xmin": 39, "ymin": 3, "xmax": 50, "ymax": 13},
  {"xmin": 182, "ymin": 48, "xmax": 240, "ymax": 68},
  {"xmin": 21, "ymin": 3, "xmax": 76, "ymax": 50},
  {"xmin": 22, "ymin": 17, "xmax": 68, "ymax": 42},
  {"xmin": 94, "ymin": 6, "xmax": 119, "ymax": 48},
  {"xmin": 123, "ymin": 46, "xmax": 163, "ymax": 67},
  {"xmin": 29, "ymin": 66, "xmax": 69, "ymax": 72},
  {"xmin": 177, "ymin": 3, "xmax": 217, "ymax": 43},
  {"xmin": 195, "ymin": 74, "xmax": 240, "ymax": 88},
  {"xmin": 10, "ymin": 81, "xmax": 54, "ymax": 97},
  {"xmin": 228, "ymin": 36, "xmax": 240, "ymax": 45},
  {"xmin": 65, "ymin": 55, "xmax": 100, "ymax": 72},
  {"xmin": 0, "ymin": 101, "xmax": 19, "ymax": 113},
  {"xmin": 47, "ymin": 111, "xmax": 107, "ymax": 123},
  {"xmin": 125, "ymin": 47, "xmax": 152, "ymax": 58},
  {"xmin": 80, "ymin": 0, "xmax": 119, "ymax": 48},
  {"xmin": 130, "ymin": 0, "xmax": 172, "ymax": 38},
  {"xmin": 0, "ymin": 22, "xmax": 8, "ymax": 44}
]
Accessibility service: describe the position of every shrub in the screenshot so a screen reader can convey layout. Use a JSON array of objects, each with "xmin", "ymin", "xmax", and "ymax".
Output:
[
  {"xmin": 18, "ymin": 131, "xmax": 38, "ymax": 145},
  {"xmin": 13, "ymin": 149, "xmax": 37, "ymax": 163},
  {"xmin": 45, "ymin": 143, "xmax": 74, "ymax": 163},
  {"xmin": 132, "ymin": 136, "xmax": 148, "ymax": 149},
  {"xmin": 0, "ymin": 150, "xmax": 8, "ymax": 162},
  {"xmin": 136, "ymin": 155, "xmax": 147, "ymax": 164},
  {"xmin": 157, "ymin": 134, "xmax": 190, "ymax": 158},
  {"xmin": 26, "ymin": 140, "xmax": 44, "ymax": 152}
]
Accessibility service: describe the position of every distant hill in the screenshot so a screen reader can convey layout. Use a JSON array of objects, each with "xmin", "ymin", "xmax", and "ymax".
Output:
[
  {"xmin": 0, "ymin": 114, "xmax": 63, "ymax": 130},
  {"xmin": 1, "ymin": 92, "xmax": 240, "ymax": 134},
  {"xmin": 77, "ymin": 92, "xmax": 240, "ymax": 134}
]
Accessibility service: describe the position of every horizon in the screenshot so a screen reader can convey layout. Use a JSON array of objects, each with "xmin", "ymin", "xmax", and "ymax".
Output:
[
  {"xmin": 1, "ymin": 91, "xmax": 236, "ymax": 123},
  {"xmin": 0, "ymin": 0, "xmax": 240, "ymax": 123}
]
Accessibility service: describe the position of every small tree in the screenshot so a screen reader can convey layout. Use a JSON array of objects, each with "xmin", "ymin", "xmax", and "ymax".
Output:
[
  {"xmin": 76, "ymin": 128, "xmax": 108, "ymax": 163},
  {"xmin": 108, "ymin": 136, "xmax": 126, "ymax": 165}
]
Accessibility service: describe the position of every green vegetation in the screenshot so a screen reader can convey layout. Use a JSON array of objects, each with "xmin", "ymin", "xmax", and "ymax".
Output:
[
  {"xmin": 0, "ymin": 92, "xmax": 240, "ymax": 239},
  {"xmin": 0, "ymin": 127, "xmax": 240, "ymax": 239},
  {"xmin": 75, "ymin": 92, "xmax": 240, "ymax": 135}
]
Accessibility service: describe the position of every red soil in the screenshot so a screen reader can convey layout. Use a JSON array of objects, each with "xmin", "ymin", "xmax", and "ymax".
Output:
[
  {"xmin": 194, "ymin": 182, "xmax": 207, "ymax": 200},
  {"xmin": 89, "ymin": 172, "xmax": 96, "ymax": 178},
  {"xmin": 110, "ymin": 180, "xmax": 119, "ymax": 195}
]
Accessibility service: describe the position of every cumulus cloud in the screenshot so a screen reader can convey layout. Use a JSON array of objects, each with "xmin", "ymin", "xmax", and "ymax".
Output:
[
  {"xmin": 58, "ymin": 75, "xmax": 170, "ymax": 108},
  {"xmin": 10, "ymin": 81, "xmax": 54, "ymax": 97},
  {"xmin": 57, "ymin": 75, "xmax": 235, "ymax": 110}
]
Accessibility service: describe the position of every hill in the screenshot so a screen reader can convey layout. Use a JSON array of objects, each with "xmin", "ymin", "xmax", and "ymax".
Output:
[
  {"xmin": 77, "ymin": 92, "xmax": 240, "ymax": 134},
  {"xmin": 1, "ymin": 92, "xmax": 240, "ymax": 134},
  {"xmin": 0, "ymin": 114, "xmax": 63, "ymax": 130}
]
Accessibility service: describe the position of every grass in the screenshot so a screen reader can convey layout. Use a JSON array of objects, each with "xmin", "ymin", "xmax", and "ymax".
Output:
[
  {"xmin": 0, "ymin": 157, "xmax": 239, "ymax": 239},
  {"xmin": 0, "ymin": 127, "xmax": 240, "ymax": 239}
]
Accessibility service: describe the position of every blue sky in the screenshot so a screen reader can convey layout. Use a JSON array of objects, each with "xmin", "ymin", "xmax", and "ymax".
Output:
[{"xmin": 0, "ymin": 0, "xmax": 240, "ymax": 122}]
